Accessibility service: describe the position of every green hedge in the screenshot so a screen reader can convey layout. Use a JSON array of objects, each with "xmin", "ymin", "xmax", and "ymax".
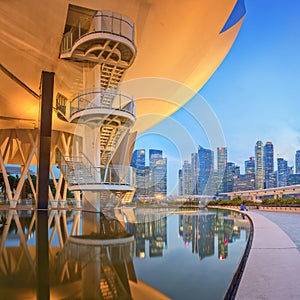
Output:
[{"xmin": 207, "ymin": 197, "xmax": 300, "ymax": 207}]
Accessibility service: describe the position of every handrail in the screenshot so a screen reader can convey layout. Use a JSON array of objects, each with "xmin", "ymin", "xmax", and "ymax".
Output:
[
  {"xmin": 55, "ymin": 149, "xmax": 135, "ymax": 187},
  {"xmin": 69, "ymin": 89, "xmax": 136, "ymax": 117},
  {"xmin": 55, "ymin": 89, "xmax": 135, "ymax": 120},
  {"xmin": 61, "ymin": 11, "xmax": 135, "ymax": 53}
]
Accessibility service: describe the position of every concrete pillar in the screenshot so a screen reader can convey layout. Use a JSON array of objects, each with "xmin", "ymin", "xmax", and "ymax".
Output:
[{"xmin": 37, "ymin": 71, "xmax": 54, "ymax": 209}]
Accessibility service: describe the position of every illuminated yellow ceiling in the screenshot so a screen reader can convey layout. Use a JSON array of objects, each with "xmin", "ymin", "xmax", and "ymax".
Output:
[{"xmin": 0, "ymin": 0, "xmax": 244, "ymax": 133}]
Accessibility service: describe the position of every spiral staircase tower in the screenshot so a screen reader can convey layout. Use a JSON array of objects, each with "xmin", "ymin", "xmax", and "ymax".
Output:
[{"xmin": 55, "ymin": 6, "xmax": 137, "ymax": 211}]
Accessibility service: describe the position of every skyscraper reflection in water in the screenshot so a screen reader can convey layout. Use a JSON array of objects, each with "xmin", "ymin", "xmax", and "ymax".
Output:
[{"xmin": 0, "ymin": 208, "xmax": 250, "ymax": 299}]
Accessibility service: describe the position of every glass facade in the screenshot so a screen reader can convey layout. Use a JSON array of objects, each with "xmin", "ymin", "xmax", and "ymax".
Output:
[
  {"xmin": 131, "ymin": 149, "xmax": 167, "ymax": 198},
  {"xmin": 198, "ymin": 146, "xmax": 215, "ymax": 195},
  {"xmin": 178, "ymin": 169, "xmax": 183, "ymax": 196},
  {"xmin": 233, "ymin": 173, "xmax": 255, "ymax": 191},
  {"xmin": 131, "ymin": 149, "xmax": 146, "ymax": 196},
  {"xmin": 149, "ymin": 150, "xmax": 167, "ymax": 197},
  {"xmin": 295, "ymin": 150, "xmax": 300, "ymax": 174},
  {"xmin": 245, "ymin": 156, "xmax": 255, "ymax": 175},
  {"xmin": 223, "ymin": 162, "xmax": 239, "ymax": 192},
  {"xmin": 277, "ymin": 158, "xmax": 288, "ymax": 187},
  {"xmin": 182, "ymin": 160, "xmax": 192, "ymax": 196},
  {"xmin": 263, "ymin": 142, "xmax": 274, "ymax": 188},
  {"xmin": 217, "ymin": 147, "xmax": 227, "ymax": 193},
  {"xmin": 191, "ymin": 153, "xmax": 199, "ymax": 195},
  {"xmin": 255, "ymin": 141, "xmax": 264, "ymax": 189}
]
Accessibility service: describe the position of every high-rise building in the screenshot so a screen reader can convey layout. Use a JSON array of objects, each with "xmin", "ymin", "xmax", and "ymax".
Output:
[
  {"xmin": 149, "ymin": 149, "xmax": 163, "ymax": 170},
  {"xmin": 182, "ymin": 161, "xmax": 192, "ymax": 195},
  {"xmin": 217, "ymin": 147, "xmax": 227, "ymax": 193},
  {"xmin": 233, "ymin": 174, "xmax": 255, "ymax": 191},
  {"xmin": 191, "ymin": 153, "xmax": 199, "ymax": 195},
  {"xmin": 245, "ymin": 157, "xmax": 255, "ymax": 175},
  {"xmin": 255, "ymin": 141, "xmax": 264, "ymax": 189},
  {"xmin": 268, "ymin": 171, "xmax": 277, "ymax": 188},
  {"xmin": 132, "ymin": 149, "xmax": 167, "ymax": 198},
  {"xmin": 145, "ymin": 166, "xmax": 150, "ymax": 196},
  {"xmin": 223, "ymin": 162, "xmax": 239, "ymax": 192},
  {"xmin": 263, "ymin": 142, "xmax": 274, "ymax": 188},
  {"xmin": 198, "ymin": 146, "xmax": 215, "ymax": 195},
  {"xmin": 277, "ymin": 158, "xmax": 288, "ymax": 187},
  {"xmin": 288, "ymin": 174, "xmax": 300, "ymax": 186},
  {"xmin": 178, "ymin": 169, "xmax": 183, "ymax": 196},
  {"xmin": 131, "ymin": 149, "xmax": 146, "ymax": 196},
  {"xmin": 287, "ymin": 166, "xmax": 294, "ymax": 175},
  {"xmin": 295, "ymin": 150, "xmax": 300, "ymax": 174},
  {"xmin": 149, "ymin": 150, "xmax": 167, "ymax": 197}
]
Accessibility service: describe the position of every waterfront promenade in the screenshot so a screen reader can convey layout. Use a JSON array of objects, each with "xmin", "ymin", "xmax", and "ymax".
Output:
[{"xmin": 235, "ymin": 210, "xmax": 300, "ymax": 299}]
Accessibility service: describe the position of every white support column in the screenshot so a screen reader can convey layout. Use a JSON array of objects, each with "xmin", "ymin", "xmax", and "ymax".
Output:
[
  {"xmin": 13, "ymin": 211, "xmax": 35, "ymax": 272},
  {"xmin": 54, "ymin": 173, "xmax": 64, "ymax": 201},
  {"xmin": 15, "ymin": 136, "xmax": 37, "ymax": 201},
  {"xmin": 13, "ymin": 135, "xmax": 38, "ymax": 204},
  {"xmin": 0, "ymin": 155, "xmax": 13, "ymax": 202},
  {"xmin": 74, "ymin": 191, "xmax": 81, "ymax": 208}
]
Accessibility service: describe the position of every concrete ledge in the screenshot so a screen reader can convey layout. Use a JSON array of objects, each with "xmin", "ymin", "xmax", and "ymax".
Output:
[
  {"xmin": 258, "ymin": 206, "xmax": 300, "ymax": 213},
  {"xmin": 235, "ymin": 211, "xmax": 300, "ymax": 299}
]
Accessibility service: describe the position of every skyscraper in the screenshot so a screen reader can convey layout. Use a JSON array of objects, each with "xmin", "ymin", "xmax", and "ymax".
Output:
[
  {"xmin": 233, "ymin": 174, "xmax": 255, "ymax": 191},
  {"xmin": 263, "ymin": 141, "xmax": 274, "ymax": 188},
  {"xmin": 223, "ymin": 162, "xmax": 239, "ymax": 192},
  {"xmin": 149, "ymin": 150, "xmax": 167, "ymax": 197},
  {"xmin": 149, "ymin": 149, "xmax": 163, "ymax": 170},
  {"xmin": 198, "ymin": 146, "xmax": 215, "ymax": 195},
  {"xmin": 277, "ymin": 158, "xmax": 288, "ymax": 187},
  {"xmin": 245, "ymin": 157, "xmax": 255, "ymax": 175},
  {"xmin": 178, "ymin": 169, "xmax": 183, "ymax": 196},
  {"xmin": 191, "ymin": 153, "xmax": 199, "ymax": 195},
  {"xmin": 255, "ymin": 141, "xmax": 264, "ymax": 189},
  {"xmin": 295, "ymin": 150, "xmax": 300, "ymax": 174},
  {"xmin": 131, "ymin": 149, "xmax": 146, "ymax": 197},
  {"xmin": 217, "ymin": 147, "xmax": 227, "ymax": 193},
  {"xmin": 182, "ymin": 160, "xmax": 192, "ymax": 195}
]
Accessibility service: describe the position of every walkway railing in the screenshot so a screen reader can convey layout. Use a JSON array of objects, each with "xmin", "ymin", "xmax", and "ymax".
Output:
[
  {"xmin": 55, "ymin": 149, "xmax": 136, "ymax": 187},
  {"xmin": 61, "ymin": 10, "xmax": 135, "ymax": 54},
  {"xmin": 56, "ymin": 89, "xmax": 135, "ymax": 120},
  {"xmin": 70, "ymin": 89, "xmax": 135, "ymax": 117}
]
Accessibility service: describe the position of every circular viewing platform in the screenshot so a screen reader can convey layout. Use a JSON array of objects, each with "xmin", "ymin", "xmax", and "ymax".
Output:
[{"xmin": 60, "ymin": 10, "xmax": 136, "ymax": 66}]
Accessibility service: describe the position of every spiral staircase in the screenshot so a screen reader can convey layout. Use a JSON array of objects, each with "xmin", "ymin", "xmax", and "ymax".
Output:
[{"xmin": 55, "ymin": 5, "xmax": 137, "ymax": 210}]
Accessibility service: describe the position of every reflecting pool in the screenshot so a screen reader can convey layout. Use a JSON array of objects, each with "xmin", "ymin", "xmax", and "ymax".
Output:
[{"xmin": 0, "ymin": 208, "xmax": 250, "ymax": 299}]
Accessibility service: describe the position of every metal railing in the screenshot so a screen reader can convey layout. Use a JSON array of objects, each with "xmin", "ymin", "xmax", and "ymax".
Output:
[
  {"xmin": 56, "ymin": 93, "xmax": 68, "ymax": 116},
  {"xmin": 69, "ymin": 89, "xmax": 136, "ymax": 117},
  {"xmin": 61, "ymin": 11, "xmax": 135, "ymax": 53},
  {"xmin": 56, "ymin": 149, "xmax": 136, "ymax": 187}
]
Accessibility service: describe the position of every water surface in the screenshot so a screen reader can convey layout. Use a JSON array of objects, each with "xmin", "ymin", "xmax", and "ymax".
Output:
[{"xmin": 0, "ymin": 208, "xmax": 250, "ymax": 299}]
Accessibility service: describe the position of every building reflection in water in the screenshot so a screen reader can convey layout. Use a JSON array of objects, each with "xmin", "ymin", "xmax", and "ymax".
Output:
[
  {"xmin": 0, "ymin": 209, "xmax": 137, "ymax": 299},
  {"xmin": 0, "ymin": 208, "xmax": 250, "ymax": 299},
  {"xmin": 178, "ymin": 210, "xmax": 248, "ymax": 260},
  {"xmin": 125, "ymin": 211, "xmax": 167, "ymax": 258}
]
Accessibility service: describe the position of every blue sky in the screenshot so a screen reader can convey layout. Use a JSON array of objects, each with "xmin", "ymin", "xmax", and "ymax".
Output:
[{"xmin": 135, "ymin": 0, "xmax": 300, "ymax": 195}]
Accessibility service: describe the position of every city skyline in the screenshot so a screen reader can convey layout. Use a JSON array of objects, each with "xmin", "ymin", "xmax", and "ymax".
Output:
[
  {"xmin": 134, "ymin": 0, "xmax": 300, "ymax": 194},
  {"xmin": 178, "ymin": 141, "xmax": 300, "ymax": 196}
]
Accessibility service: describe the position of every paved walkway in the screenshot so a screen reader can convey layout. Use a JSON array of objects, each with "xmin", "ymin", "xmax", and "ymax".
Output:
[
  {"xmin": 254, "ymin": 210, "xmax": 300, "ymax": 251},
  {"xmin": 235, "ymin": 211, "xmax": 300, "ymax": 300}
]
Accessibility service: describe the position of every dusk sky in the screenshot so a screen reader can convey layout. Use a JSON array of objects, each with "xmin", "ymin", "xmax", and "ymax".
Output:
[{"xmin": 135, "ymin": 0, "xmax": 300, "ymax": 195}]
